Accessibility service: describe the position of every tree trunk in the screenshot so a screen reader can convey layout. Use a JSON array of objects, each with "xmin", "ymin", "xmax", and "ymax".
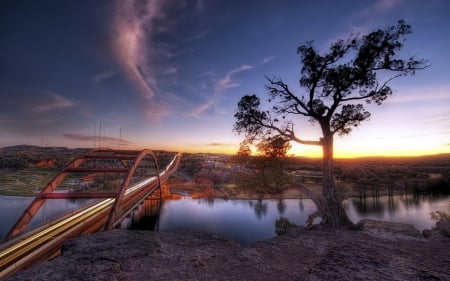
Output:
[{"xmin": 318, "ymin": 132, "xmax": 354, "ymax": 227}]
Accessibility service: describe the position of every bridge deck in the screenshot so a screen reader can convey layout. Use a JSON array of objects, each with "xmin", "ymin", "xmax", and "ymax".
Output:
[{"xmin": 0, "ymin": 149, "xmax": 182, "ymax": 279}]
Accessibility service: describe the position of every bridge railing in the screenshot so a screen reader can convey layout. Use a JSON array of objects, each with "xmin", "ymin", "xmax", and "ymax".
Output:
[
  {"xmin": 5, "ymin": 149, "xmax": 180, "ymax": 238},
  {"xmin": 0, "ymin": 151, "xmax": 182, "ymax": 279}
]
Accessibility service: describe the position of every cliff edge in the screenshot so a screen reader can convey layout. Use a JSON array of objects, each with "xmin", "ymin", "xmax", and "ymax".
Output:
[{"xmin": 7, "ymin": 220, "xmax": 450, "ymax": 281}]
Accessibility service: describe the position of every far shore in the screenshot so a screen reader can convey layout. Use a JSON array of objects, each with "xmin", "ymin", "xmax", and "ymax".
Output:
[
  {"xmin": 0, "ymin": 180, "xmax": 420, "ymax": 199},
  {"xmin": 165, "ymin": 181, "xmax": 411, "ymax": 201}
]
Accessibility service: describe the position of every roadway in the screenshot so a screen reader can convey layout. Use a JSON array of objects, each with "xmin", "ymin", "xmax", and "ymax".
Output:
[{"xmin": 0, "ymin": 152, "xmax": 181, "ymax": 279}]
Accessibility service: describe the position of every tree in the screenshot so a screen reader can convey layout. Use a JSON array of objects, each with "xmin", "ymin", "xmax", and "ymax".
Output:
[
  {"xmin": 257, "ymin": 135, "xmax": 291, "ymax": 158},
  {"xmin": 237, "ymin": 142, "xmax": 251, "ymax": 157},
  {"xmin": 233, "ymin": 137, "xmax": 291, "ymax": 196},
  {"xmin": 233, "ymin": 20, "xmax": 427, "ymax": 227}
]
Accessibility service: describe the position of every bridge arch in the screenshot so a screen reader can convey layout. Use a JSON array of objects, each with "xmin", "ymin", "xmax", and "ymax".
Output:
[
  {"xmin": 104, "ymin": 149, "xmax": 161, "ymax": 230},
  {"xmin": 6, "ymin": 149, "xmax": 162, "ymax": 238}
]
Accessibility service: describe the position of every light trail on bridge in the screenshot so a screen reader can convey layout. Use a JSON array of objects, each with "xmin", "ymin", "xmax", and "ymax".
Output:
[
  {"xmin": 0, "ymin": 176, "xmax": 157, "ymax": 264},
  {"xmin": 0, "ymin": 152, "xmax": 182, "ymax": 279}
]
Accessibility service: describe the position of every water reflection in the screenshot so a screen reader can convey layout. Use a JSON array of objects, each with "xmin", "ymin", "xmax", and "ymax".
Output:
[
  {"xmin": 155, "ymin": 198, "xmax": 316, "ymax": 245},
  {"xmin": 388, "ymin": 196, "xmax": 396, "ymax": 213},
  {"xmin": 249, "ymin": 200, "xmax": 268, "ymax": 219},
  {"xmin": 345, "ymin": 195, "xmax": 449, "ymax": 231},
  {"xmin": 129, "ymin": 198, "xmax": 162, "ymax": 231},
  {"xmin": 1, "ymin": 194, "xmax": 448, "ymax": 245},
  {"xmin": 0, "ymin": 195, "xmax": 93, "ymax": 239},
  {"xmin": 277, "ymin": 199, "xmax": 287, "ymax": 215},
  {"xmin": 153, "ymin": 195, "xmax": 448, "ymax": 245}
]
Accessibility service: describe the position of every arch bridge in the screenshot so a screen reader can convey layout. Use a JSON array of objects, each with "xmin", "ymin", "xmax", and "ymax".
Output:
[{"xmin": 0, "ymin": 148, "xmax": 182, "ymax": 278}]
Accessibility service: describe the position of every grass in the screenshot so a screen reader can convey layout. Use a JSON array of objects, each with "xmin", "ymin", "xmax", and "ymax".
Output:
[
  {"xmin": 0, "ymin": 167, "xmax": 59, "ymax": 196},
  {"xmin": 0, "ymin": 167, "xmax": 129, "ymax": 196}
]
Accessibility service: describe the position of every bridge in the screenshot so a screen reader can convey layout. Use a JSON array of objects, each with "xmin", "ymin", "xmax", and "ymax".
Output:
[{"xmin": 0, "ymin": 148, "xmax": 182, "ymax": 279}]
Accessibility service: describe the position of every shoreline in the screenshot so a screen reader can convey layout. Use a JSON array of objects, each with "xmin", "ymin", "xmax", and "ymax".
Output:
[{"xmin": 7, "ymin": 219, "xmax": 450, "ymax": 281}]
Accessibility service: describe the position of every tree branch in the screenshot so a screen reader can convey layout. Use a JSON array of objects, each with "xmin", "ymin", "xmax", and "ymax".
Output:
[
  {"xmin": 265, "ymin": 120, "xmax": 322, "ymax": 146},
  {"xmin": 340, "ymin": 73, "xmax": 401, "ymax": 103},
  {"xmin": 288, "ymin": 183, "xmax": 322, "ymax": 207},
  {"xmin": 266, "ymin": 76, "xmax": 311, "ymax": 116}
]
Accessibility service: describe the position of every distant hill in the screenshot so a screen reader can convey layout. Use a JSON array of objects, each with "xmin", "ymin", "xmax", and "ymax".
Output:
[{"xmin": 0, "ymin": 145, "xmax": 90, "ymax": 169}]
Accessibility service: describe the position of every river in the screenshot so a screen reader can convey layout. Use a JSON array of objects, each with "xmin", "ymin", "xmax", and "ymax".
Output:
[{"xmin": 1, "ymin": 194, "xmax": 448, "ymax": 244}]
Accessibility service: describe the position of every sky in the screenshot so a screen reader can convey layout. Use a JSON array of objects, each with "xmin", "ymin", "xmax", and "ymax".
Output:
[{"xmin": 1, "ymin": 0, "xmax": 449, "ymax": 157}]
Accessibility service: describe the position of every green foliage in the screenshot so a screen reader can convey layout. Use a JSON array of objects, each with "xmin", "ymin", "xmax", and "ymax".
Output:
[
  {"xmin": 257, "ymin": 135, "xmax": 291, "ymax": 158},
  {"xmin": 275, "ymin": 217, "xmax": 297, "ymax": 235},
  {"xmin": 234, "ymin": 157, "xmax": 291, "ymax": 195},
  {"xmin": 233, "ymin": 94, "xmax": 270, "ymax": 144},
  {"xmin": 0, "ymin": 157, "xmax": 29, "ymax": 170},
  {"xmin": 233, "ymin": 20, "xmax": 427, "ymax": 226},
  {"xmin": 179, "ymin": 153, "xmax": 202, "ymax": 177},
  {"xmin": 233, "ymin": 20, "xmax": 427, "ymax": 147},
  {"xmin": 234, "ymin": 137, "xmax": 292, "ymax": 196},
  {"xmin": 237, "ymin": 142, "xmax": 251, "ymax": 157},
  {"xmin": 431, "ymin": 211, "xmax": 450, "ymax": 222}
]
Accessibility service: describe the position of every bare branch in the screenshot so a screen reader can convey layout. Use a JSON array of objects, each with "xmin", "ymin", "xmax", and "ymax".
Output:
[{"xmin": 266, "ymin": 76, "xmax": 311, "ymax": 116}]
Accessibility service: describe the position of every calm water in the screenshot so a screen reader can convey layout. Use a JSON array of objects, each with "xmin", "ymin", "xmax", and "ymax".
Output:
[
  {"xmin": 155, "ymin": 198, "xmax": 317, "ymax": 245},
  {"xmin": 346, "ymin": 195, "xmax": 450, "ymax": 231},
  {"xmin": 0, "ymin": 194, "xmax": 92, "ymax": 239},
  {"xmin": 153, "ymin": 195, "xmax": 449, "ymax": 244},
  {"xmin": 1, "ymin": 194, "xmax": 448, "ymax": 244}
]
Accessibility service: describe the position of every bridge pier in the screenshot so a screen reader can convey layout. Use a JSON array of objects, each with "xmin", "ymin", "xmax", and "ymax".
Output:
[
  {"xmin": 114, "ymin": 193, "xmax": 163, "ymax": 230},
  {"xmin": 161, "ymin": 179, "xmax": 171, "ymax": 198}
]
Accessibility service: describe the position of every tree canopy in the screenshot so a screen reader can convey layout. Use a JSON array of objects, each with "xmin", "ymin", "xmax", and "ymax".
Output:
[
  {"xmin": 233, "ymin": 20, "xmax": 427, "ymax": 227},
  {"xmin": 234, "ymin": 20, "xmax": 427, "ymax": 145},
  {"xmin": 257, "ymin": 135, "xmax": 291, "ymax": 158}
]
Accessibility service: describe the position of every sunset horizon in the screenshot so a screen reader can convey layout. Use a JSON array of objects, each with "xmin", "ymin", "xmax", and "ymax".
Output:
[
  {"xmin": 2, "ymin": 142, "xmax": 448, "ymax": 160},
  {"xmin": 1, "ymin": 1, "xmax": 448, "ymax": 159}
]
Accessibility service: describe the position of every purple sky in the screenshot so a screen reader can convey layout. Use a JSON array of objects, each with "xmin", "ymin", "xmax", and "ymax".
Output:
[{"xmin": 1, "ymin": 0, "xmax": 449, "ymax": 157}]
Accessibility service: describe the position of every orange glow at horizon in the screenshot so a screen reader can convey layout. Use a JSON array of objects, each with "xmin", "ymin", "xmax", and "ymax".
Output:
[
  {"xmin": 129, "ymin": 136, "xmax": 448, "ymax": 158},
  {"xmin": 288, "ymin": 136, "xmax": 447, "ymax": 158}
]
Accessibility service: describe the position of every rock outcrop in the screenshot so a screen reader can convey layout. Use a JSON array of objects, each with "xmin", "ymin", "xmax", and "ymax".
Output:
[{"xmin": 7, "ymin": 220, "xmax": 450, "ymax": 281}]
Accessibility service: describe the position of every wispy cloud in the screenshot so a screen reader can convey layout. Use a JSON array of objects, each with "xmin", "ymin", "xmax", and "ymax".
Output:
[
  {"xmin": 328, "ymin": 0, "xmax": 410, "ymax": 46},
  {"xmin": 352, "ymin": 0, "xmax": 407, "ymax": 30},
  {"xmin": 113, "ymin": 1, "xmax": 270, "ymax": 121},
  {"xmin": 261, "ymin": 55, "xmax": 276, "ymax": 64},
  {"xmin": 93, "ymin": 71, "xmax": 116, "ymax": 83},
  {"xmin": 189, "ymin": 64, "xmax": 254, "ymax": 118},
  {"xmin": 217, "ymin": 64, "xmax": 253, "ymax": 91},
  {"xmin": 113, "ymin": 0, "xmax": 161, "ymax": 100},
  {"xmin": 189, "ymin": 56, "xmax": 273, "ymax": 118},
  {"xmin": 357, "ymin": 0, "xmax": 406, "ymax": 18},
  {"xmin": 188, "ymin": 30, "xmax": 209, "ymax": 41},
  {"xmin": 217, "ymin": 56, "xmax": 274, "ymax": 92},
  {"xmin": 387, "ymin": 86, "xmax": 450, "ymax": 104},
  {"xmin": 162, "ymin": 66, "xmax": 178, "ymax": 76},
  {"xmin": 189, "ymin": 142, "xmax": 234, "ymax": 148},
  {"xmin": 145, "ymin": 103, "xmax": 171, "ymax": 120},
  {"xmin": 373, "ymin": 0, "xmax": 406, "ymax": 13},
  {"xmin": 63, "ymin": 133, "xmax": 133, "ymax": 145},
  {"xmin": 208, "ymin": 142, "xmax": 233, "ymax": 147},
  {"xmin": 32, "ymin": 93, "xmax": 75, "ymax": 112},
  {"xmin": 190, "ymin": 99, "xmax": 216, "ymax": 118},
  {"xmin": 112, "ymin": 0, "xmax": 205, "ymax": 121}
]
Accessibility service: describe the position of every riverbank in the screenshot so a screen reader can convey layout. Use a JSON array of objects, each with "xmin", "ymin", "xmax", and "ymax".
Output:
[
  {"xmin": 7, "ymin": 219, "xmax": 450, "ymax": 281},
  {"xmin": 168, "ymin": 181, "xmax": 407, "ymax": 200}
]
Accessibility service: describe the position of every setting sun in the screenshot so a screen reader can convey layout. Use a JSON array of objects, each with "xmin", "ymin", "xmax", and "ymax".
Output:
[{"xmin": 1, "ymin": 1, "xmax": 448, "ymax": 159}]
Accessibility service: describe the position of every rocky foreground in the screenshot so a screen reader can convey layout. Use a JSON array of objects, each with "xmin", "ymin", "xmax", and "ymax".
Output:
[{"xmin": 8, "ymin": 220, "xmax": 450, "ymax": 281}]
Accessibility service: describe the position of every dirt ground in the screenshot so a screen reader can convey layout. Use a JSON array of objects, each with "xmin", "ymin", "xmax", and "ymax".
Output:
[{"xmin": 7, "ymin": 220, "xmax": 450, "ymax": 281}]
